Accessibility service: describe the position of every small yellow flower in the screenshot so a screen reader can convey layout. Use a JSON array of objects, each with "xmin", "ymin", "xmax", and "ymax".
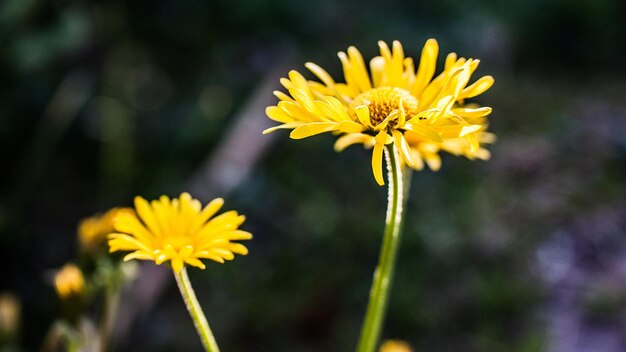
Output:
[
  {"xmin": 108, "ymin": 193, "xmax": 252, "ymax": 273},
  {"xmin": 54, "ymin": 264, "xmax": 85, "ymax": 299},
  {"xmin": 380, "ymin": 339, "xmax": 413, "ymax": 352},
  {"xmin": 78, "ymin": 207, "xmax": 134, "ymax": 251},
  {"xmin": 0, "ymin": 293, "xmax": 20, "ymax": 337},
  {"xmin": 265, "ymin": 39, "xmax": 495, "ymax": 185}
]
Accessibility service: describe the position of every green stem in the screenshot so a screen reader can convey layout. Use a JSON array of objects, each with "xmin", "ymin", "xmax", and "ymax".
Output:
[
  {"xmin": 99, "ymin": 284, "xmax": 120, "ymax": 352},
  {"xmin": 356, "ymin": 143, "xmax": 407, "ymax": 352},
  {"xmin": 174, "ymin": 267, "xmax": 220, "ymax": 352},
  {"xmin": 67, "ymin": 332, "xmax": 81, "ymax": 352}
]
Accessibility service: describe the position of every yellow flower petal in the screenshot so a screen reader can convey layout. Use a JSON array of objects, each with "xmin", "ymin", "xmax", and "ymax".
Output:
[
  {"xmin": 451, "ymin": 107, "xmax": 492, "ymax": 118},
  {"xmin": 334, "ymin": 133, "xmax": 376, "ymax": 152},
  {"xmin": 339, "ymin": 46, "xmax": 372, "ymax": 93},
  {"xmin": 423, "ymin": 151, "xmax": 442, "ymax": 171},
  {"xmin": 123, "ymin": 251, "xmax": 153, "ymax": 262},
  {"xmin": 403, "ymin": 124, "xmax": 443, "ymax": 143},
  {"xmin": 226, "ymin": 243, "xmax": 249, "ymax": 255},
  {"xmin": 437, "ymin": 124, "xmax": 482, "ymax": 138},
  {"xmin": 224, "ymin": 230, "xmax": 254, "ymax": 240},
  {"xmin": 190, "ymin": 198, "xmax": 225, "ymax": 233},
  {"xmin": 288, "ymin": 87, "xmax": 316, "ymax": 112},
  {"xmin": 211, "ymin": 248, "xmax": 235, "ymax": 260},
  {"xmin": 171, "ymin": 258, "xmax": 184, "ymax": 273},
  {"xmin": 273, "ymin": 90, "xmax": 293, "ymax": 102},
  {"xmin": 280, "ymin": 101, "xmax": 326, "ymax": 122},
  {"xmin": 445, "ymin": 52, "xmax": 458, "ymax": 70},
  {"xmin": 290, "ymin": 122, "xmax": 339, "ymax": 139},
  {"xmin": 371, "ymin": 130, "xmax": 389, "ymax": 186},
  {"xmin": 135, "ymin": 196, "xmax": 164, "ymax": 237},
  {"xmin": 337, "ymin": 121, "xmax": 366, "ymax": 133},
  {"xmin": 266, "ymin": 106, "xmax": 295, "ymax": 123},
  {"xmin": 288, "ymin": 70, "xmax": 312, "ymax": 93},
  {"xmin": 354, "ymin": 105, "xmax": 372, "ymax": 128},
  {"xmin": 184, "ymin": 257, "xmax": 206, "ymax": 269},
  {"xmin": 370, "ymin": 56, "xmax": 385, "ymax": 88},
  {"xmin": 397, "ymin": 98, "xmax": 406, "ymax": 126},
  {"xmin": 315, "ymin": 96, "xmax": 352, "ymax": 122},
  {"xmin": 392, "ymin": 130, "xmax": 416, "ymax": 169},
  {"xmin": 305, "ymin": 62, "xmax": 348, "ymax": 104},
  {"xmin": 460, "ymin": 75, "xmax": 494, "ymax": 100},
  {"xmin": 262, "ymin": 122, "xmax": 304, "ymax": 135},
  {"xmin": 411, "ymin": 38, "xmax": 439, "ymax": 97}
]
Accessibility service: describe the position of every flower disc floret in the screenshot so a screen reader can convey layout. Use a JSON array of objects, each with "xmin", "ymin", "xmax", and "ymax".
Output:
[{"xmin": 351, "ymin": 87, "xmax": 418, "ymax": 126}]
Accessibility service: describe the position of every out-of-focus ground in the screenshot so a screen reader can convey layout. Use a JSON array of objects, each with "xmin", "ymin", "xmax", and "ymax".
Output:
[{"xmin": 1, "ymin": 0, "xmax": 625, "ymax": 351}]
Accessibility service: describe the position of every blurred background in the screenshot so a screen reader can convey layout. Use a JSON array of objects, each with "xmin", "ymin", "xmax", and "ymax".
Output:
[{"xmin": 1, "ymin": 0, "xmax": 625, "ymax": 351}]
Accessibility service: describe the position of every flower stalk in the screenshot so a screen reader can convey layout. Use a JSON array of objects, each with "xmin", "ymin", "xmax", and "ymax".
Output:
[
  {"xmin": 357, "ymin": 143, "xmax": 407, "ymax": 352},
  {"xmin": 98, "ymin": 283, "xmax": 120, "ymax": 352},
  {"xmin": 174, "ymin": 267, "xmax": 220, "ymax": 352}
]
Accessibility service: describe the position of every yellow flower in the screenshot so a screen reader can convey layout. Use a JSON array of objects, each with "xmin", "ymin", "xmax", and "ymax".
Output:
[
  {"xmin": 379, "ymin": 339, "xmax": 413, "ymax": 352},
  {"xmin": 0, "ymin": 293, "xmax": 20, "ymax": 336},
  {"xmin": 54, "ymin": 264, "xmax": 85, "ymax": 299},
  {"xmin": 264, "ymin": 39, "xmax": 495, "ymax": 185},
  {"xmin": 78, "ymin": 207, "xmax": 134, "ymax": 251},
  {"xmin": 108, "ymin": 193, "xmax": 252, "ymax": 273}
]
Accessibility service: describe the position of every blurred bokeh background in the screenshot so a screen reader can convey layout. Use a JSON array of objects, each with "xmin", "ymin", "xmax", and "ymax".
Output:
[{"xmin": 1, "ymin": 0, "xmax": 626, "ymax": 351}]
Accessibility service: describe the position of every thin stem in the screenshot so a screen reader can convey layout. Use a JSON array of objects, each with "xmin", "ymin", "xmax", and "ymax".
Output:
[
  {"xmin": 67, "ymin": 332, "xmax": 81, "ymax": 352},
  {"xmin": 356, "ymin": 143, "xmax": 406, "ymax": 352},
  {"xmin": 99, "ymin": 284, "xmax": 120, "ymax": 352},
  {"xmin": 174, "ymin": 267, "xmax": 220, "ymax": 352}
]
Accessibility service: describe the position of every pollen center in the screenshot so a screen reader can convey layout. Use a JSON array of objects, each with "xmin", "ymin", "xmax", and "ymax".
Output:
[{"xmin": 350, "ymin": 87, "xmax": 418, "ymax": 126}]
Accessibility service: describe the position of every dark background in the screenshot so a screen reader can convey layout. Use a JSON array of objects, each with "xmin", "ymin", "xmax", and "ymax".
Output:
[{"xmin": 1, "ymin": 0, "xmax": 626, "ymax": 351}]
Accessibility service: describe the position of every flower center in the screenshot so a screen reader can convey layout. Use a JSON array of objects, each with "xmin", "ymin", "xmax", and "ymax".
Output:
[
  {"xmin": 350, "ymin": 87, "xmax": 418, "ymax": 126},
  {"xmin": 160, "ymin": 236, "xmax": 192, "ymax": 250}
]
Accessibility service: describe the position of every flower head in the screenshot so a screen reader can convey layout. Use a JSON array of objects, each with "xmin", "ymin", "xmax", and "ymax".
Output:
[
  {"xmin": 0, "ymin": 293, "xmax": 20, "ymax": 337},
  {"xmin": 108, "ymin": 193, "xmax": 252, "ymax": 273},
  {"xmin": 54, "ymin": 264, "xmax": 85, "ymax": 299},
  {"xmin": 265, "ymin": 39, "xmax": 495, "ymax": 185},
  {"xmin": 379, "ymin": 339, "xmax": 413, "ymax": 352},
  {"xmin": 78, "ymin": 207, "xmax": 134, "ymax": 251}
]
